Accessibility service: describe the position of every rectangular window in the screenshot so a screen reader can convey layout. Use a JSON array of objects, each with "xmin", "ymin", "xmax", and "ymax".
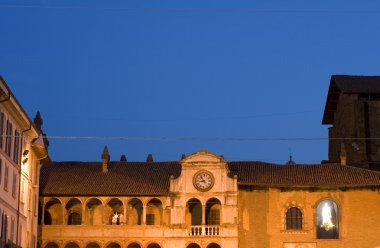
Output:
[
  {"xmin": 18, "ymin": 224, "xmax": 22, "ymax": 245},
  {"xmin": 20, "ymin": 178, "xmax": 25, "ymax": 202},
  {"xmin": 13, "ymin": 130, "xmax": 20, "ymax": 164},
  {"xmin": 28, "ymin": 189, "xmax": 32, "ymax": 211},
  {"xmin": 0, "ymin": 112, "xmax": 4, "ymax": 149},
  {"xmin": 12, "ymin": 172, "xmax": 17, "ymax": 198},
  {"xmin": 5, "ymin": 120, "xmax": 12, "ymax": 156},
  {"xmin": 207, "ymin": 209, "xmax": 220, "ymax": 225},
  {"xmin": 146, "ymin": 214, "xmax": 155, "ymax": 225},
  {"xmin": 4, "ymin": 165, "xmax": 8, "ymax": 191},
  {"xmin": 0, "ymin": 159, "xmax": 2, "ymax": 185},
  {"xmin": 1, "ymin": 212, "xmax": 7, "ymax": 241},
  {"xmin": 34, "ymin": 193, "xmax": 38, "ymax": 216},
  {"xmin": 10, "ymin": 217, "xmax": 14, "ymax": 242},
  {"xmin": 0, "ymin": 208, "xmax": 2, "ymax": 236}
]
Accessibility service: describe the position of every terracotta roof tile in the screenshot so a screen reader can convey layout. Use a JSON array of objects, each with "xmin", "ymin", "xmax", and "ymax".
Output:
[
  {"xmin": 40, "ymin": 161, "xmax": 181, "ymax": 196},
  {"xmin": 40, "ymin": 161, "xmax": 380, "ymax": 196},
  {"xmin": 228, "ymin": 161, "xmax": 380, "ymax": 187}
]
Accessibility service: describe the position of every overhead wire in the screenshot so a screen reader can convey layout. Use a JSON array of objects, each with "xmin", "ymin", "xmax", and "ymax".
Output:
[
  {"xmin": 4, "ymin": 135, "xmax": 380, "ymax": 141},
  {"xmin": 0, "ymin": 4, "xmax": 380, "ymax": 14}
]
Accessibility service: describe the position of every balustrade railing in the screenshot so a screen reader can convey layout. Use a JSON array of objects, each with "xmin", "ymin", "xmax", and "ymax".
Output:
[{"xmin": 188, "ymin": 225, "xmax": 220, "ymax": 236}]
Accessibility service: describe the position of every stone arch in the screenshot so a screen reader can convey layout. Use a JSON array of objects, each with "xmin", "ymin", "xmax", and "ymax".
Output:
[
  {"xmin": 206, "ymin": 197, "xmax": 221, "ymax": 225},
  {"xmin": 85, "ymin": 198, "xmax": 104, "ymax": 225},
  {"xmin": 44, "ymin": 198, "xmax": 63, "ymax": 225},
  {"xmin": 64, "ymin": 242, "xmax": 80, "ymax": 248},
  {"xmin": 128, "ymin": 198, "xmax": 143, "ymax": 225},
  {"xmin": 126, "ymin": 242, "xmax": 142, "ymax": 248},
  {"xmin": 105, "ymin": 242, "xmax": 121, "ymax": 248},
  {"xmin": 146, "ymin": 198, "xmax": 163, "ymax": 225},
  {"xmin": 106, "ymin": 198, "xmax": 124, "ymax": 225},
  {"xmin": 186, "ymin": 244, "xmax": 201, "ymax": 248},
  {"xmin": 44, "ymin": 242, "xmax": 59, "ymax": 248},
  {"xmin": 186, "ymin": 198, "xmax": 202, "ymax": 226},
  {"xmin": 146, "ymin": 243, "xmax": 161, "ymax": 248},
  {"xmin": 85, "ymin": 242, "xmax": 100, "ymax": 248},
  {"xmin": 206, "ymin": 243, "xmax": 221, "ymax": 248},
  {"xmin": 66, "ymin": 198, "xmax": 83, "ymax": 225}
]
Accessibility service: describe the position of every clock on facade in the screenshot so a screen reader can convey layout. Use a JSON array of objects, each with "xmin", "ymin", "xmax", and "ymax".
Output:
[{"xmin": 193, "ymin": 170, "xmax": 214, "ymax": 192}]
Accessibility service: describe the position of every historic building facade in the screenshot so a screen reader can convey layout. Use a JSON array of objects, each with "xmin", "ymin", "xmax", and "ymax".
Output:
[
  {"xmin": 0, "ymin": 76, "xmax": 49, "ymax": 248},
  {"xmin": 38, "ymin": 149, "xmax": 380, "ymax": 248},
  {"xmin": 38, "ymin": 75, "xmax": 380, "ymax": 248}
]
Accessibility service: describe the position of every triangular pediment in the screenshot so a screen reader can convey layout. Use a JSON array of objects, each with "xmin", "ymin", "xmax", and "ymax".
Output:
[{"xmin": 182, "ymin": 149, "xmax": 225, "ymax": 163}]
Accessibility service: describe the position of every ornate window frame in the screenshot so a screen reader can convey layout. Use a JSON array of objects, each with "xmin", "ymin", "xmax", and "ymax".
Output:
[{"xmin": 281, "ymin": 201, "xmax": 309, "ymax": 234}]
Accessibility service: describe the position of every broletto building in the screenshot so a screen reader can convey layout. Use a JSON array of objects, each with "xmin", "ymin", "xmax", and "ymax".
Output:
[{"xmin": 38, "ymin": 76, "xmax": 380, "ymax": 248}]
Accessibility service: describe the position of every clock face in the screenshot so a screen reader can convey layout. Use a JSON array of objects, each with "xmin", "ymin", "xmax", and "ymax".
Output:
[{"xmin": 193, "ymin": 171, "xmax": 214, "ymax": 191}]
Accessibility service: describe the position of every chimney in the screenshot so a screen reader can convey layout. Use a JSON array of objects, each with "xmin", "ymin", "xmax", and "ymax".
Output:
[
  {"xmin": 34, "ymin": 111, "xmax": 43, "ymax": 131},
  {"xmin": 181, "ymin": 154, "xmax": 186, "ymax": 160},
  {"xmin": 146, "ymin": 153, "xmax": 153, "ymax": 163},
  {"xmin": 102, "ymin": 146, "xmax": 110, "ymax": 172},
  {"xmin": 340, "ymin": 143, "xmax": 347, "ymax": 166},
  {"xmin": 120, "ymin": 154, "xmax": 127, "ymax": 161}
]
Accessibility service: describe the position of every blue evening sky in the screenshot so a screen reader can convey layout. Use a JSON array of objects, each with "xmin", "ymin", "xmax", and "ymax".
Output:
[{"xmin": 1, "ymin": 0, "xmax": 380, "ymax": 163}]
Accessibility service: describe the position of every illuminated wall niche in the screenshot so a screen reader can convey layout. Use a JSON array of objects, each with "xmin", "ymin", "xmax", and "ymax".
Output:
[{"xmin": 316, "ymin": 199, "xmax": 339, "ymax": 239}]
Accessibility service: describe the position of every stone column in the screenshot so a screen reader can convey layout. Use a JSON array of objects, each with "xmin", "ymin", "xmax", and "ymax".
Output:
[
  {"xmin": 62, "ymin": 203, "xmax": 65, "ymax": 225},
  {"xmin": 41, "ymin": 200, "xmax": 45, "ymax": 225},
  {"xmin": 102, "ymin": 204, "xmax": 106, "ymax": 225},
  {"xmin": 82, "ymin": 205, "xmax": 85, "ymax": 225},
  {"xmin": 202, "ymin": 204, "xmax": 206, "ymax": 225},
  {"xmin": 142, "ymin": 204, "xmax": 146, "ymax": 225},
  {"xmin": 123, "ymin": 205, "xmax": 127, "ymax": 225}
]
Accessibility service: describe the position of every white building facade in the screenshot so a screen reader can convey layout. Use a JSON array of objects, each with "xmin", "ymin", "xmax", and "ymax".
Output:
[{"xmin": 0, "ymin": 76, "xmax": 48, "ymax": 248}]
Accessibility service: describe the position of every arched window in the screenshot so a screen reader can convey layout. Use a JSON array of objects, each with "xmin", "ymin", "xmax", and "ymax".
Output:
[
  {"xmin": 107, "ymin": 198, "xmax": 124, "ymax": 225},
  {"xmin": 44, "ymin": 242, "xmax": 59, "ymax": 248},
  {"xmin": 286, "ymin": 207, "xmax": 302, "ymax": 230},
  {"xmin": 207, "ymin": 243, "xmax": 221, "ymax": 248},
  {"xmin": 128, "ymin": 198, "xmax": 143, "ymax": 225},
  {"xmin": 316, "ymin": 199, "xmax": 339, "ymax": 239},
  {"xmin": 65, "ymin": 242, "xmax": 80, "ymax": 248},
  {"xmin": 66, "ymin": 198, "xmax": 82, "ymax": 225},
  {"xmin": 206, "ymin": 198, "xmax": 221, "ymax": 225},
  {"xmin": 86, "ymin": 243, "xmax": 100, "ymax": 248},
  {"xmin": 86, "ymin": 198, "xmax": 103, "ymax": 225},
  {"xmin": 106, "ymin": 243, "xmax": 121, "ymax": 248},
  {"xmin": 146, "ymin": 199, "xmax": 163, "ymax": 225},
  {"xmin": 147, "ymin": 244, "xmax": 161, "ymax": 248},
  {"xmin": 44, "ymin": 198, "xmax": 63, "ymax": 225},
  {"xmin": 187, "ymin": 244, "xmax": 201, "ymax": 248},
  {"xmin": 127, "ymin": 243, "xmax": 141, "ymax": 248},
  {"xmin": 186, "ymin": 198, "xmax": 202, "ymax": 226}
]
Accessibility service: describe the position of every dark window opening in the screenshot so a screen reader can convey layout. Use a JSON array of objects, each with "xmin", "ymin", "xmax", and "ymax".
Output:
[
  {"xmin": 68, "ymin": 212, "xmax": 81, "ymax": 225},
  {"xmin": 286, "ymin": 207, "xmax": 302, "ymax": 230}
]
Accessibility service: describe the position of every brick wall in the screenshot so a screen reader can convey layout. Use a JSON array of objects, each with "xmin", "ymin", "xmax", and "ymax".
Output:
[{"xmin": 238, "ymin": 187, "xmax": 380, "ymax": 248}]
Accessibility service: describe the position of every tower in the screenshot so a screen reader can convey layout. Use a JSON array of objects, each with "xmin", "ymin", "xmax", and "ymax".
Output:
[{"xmin": 322, "ymin": 75, "xmax": 380, "ymax": 170}]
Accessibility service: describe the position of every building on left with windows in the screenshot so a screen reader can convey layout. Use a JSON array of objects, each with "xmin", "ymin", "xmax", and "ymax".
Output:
[{"xmin": 0, "ymin": 76, "xmax": 49, "ymax": 248}]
